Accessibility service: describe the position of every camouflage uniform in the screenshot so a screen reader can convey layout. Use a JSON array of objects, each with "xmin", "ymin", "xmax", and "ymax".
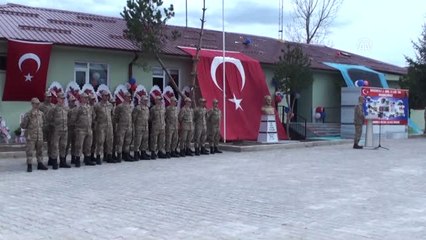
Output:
[
  {"xmin": 93, "ymin": 93, "xmax": 114, "ymax": 163},
  {"xmin": 39, "ymin": 92, "xmax": 54, "ymax": 163},
  {"xmin": 179, "ymin": 98, "xmax": 194, "ymax": 156},
  {"xmin": 89, "ymin": 94, "xmax": 97, "ymax": 161},
  {"xmin": 74, "ymin": 93, "xmax": 95, "ymax": 166},
  {"xmin": 207, "ymin": 99, "xmax": 222, "ymax": 153},
  {"xmin": 66, "ymin": 97, "xmax": 78, "ymax": 164},
  {"xmin": 165, "ymin": 97, "xmax": 179, "ymax": 157},
  {"xmin": 193, "ymin": 98, "xmax": 209, "ymax": 155},
  {"xmin": 21, "ymin": 98, "xmax": 48, "ymax": 172},
  {"xmin": 132, "ymin": 96, "xmax": 150, "ymax": 160},
  {"xmin": 149, "ymin": 96, "xmax": 166, "ymax": 159},
  {"xmin": 114, "ymin": 93, "xmax": 133, "ymax": 162},
  {"xmin": 353, "ymin": 96, "xmax": 365, "ymax": 149},
  {"xmin": 47, "ymin": 93, "xmax": 70, "ymax": 169}
]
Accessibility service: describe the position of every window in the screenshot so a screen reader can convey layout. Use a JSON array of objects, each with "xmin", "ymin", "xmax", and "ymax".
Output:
[
  {"xmin": 0, "ymin": 55, "xmax": 6, "ymax": 71},
  {"xmin": 152, "ymin": 67, "xmax": 180, "ymax": 97},
  {"xmin": 74, "ymin": 62, "xmax": 109, "ymax": 91}
]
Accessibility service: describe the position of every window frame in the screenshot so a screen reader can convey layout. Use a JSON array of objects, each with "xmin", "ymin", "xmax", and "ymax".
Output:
[
  {"xmin": 0, "ymin": 54, "xmax": 7, "ymax": 72},
  {"xmin": 151, "ymin": 67, "xmax": 181, "ymax": 92},
  {"xmin": 73, "ymin": 61, "xmax": 110, "ymax": 87}
]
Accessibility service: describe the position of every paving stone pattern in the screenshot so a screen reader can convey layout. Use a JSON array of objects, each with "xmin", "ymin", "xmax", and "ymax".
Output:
[{"xmin": 0, "ymin": 138, "xmax": 425, "ymax": 240}]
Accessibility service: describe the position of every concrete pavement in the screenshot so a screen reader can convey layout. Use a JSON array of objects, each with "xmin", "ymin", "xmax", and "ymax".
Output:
[{"xmin": 0, "ymin": 138, "xmax": 425, "ymax": 239}]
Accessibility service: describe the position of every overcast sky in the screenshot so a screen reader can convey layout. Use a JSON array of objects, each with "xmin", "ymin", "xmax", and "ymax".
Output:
[{"xmin": 3, "ymin": 0, "xmax": 426, "ymax": 67}]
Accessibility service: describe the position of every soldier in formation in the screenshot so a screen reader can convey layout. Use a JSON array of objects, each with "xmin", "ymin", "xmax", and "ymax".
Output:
[
  {"xmin": 194, "ymin": 98, "xmax": 209, "ymax": 155},
  {"xmin": 179, "ymin": 97, "xmax": 194, "ymax": 157},
  {"xmin": 207, "ymin": 99, "xmax": 223, "ymax": 154},
  {"xmin": 39, "ymin": 91, "xmax": 54, "ymax": 166},
  {"xmin": 132, "ymin": 95, "xmax": 150, "ymax": 160},
  {"xmin": 94, "ymin": 91, "xmax": 114, "ymax": 163},
  {"xmin": 74, "ymin": 93, "xmax": 95, "ymax": 167},
  {"xmin": 150, "ymin": 96, "xmax": 167, "ymax": 159},
  {"xmin": 114, "ymin": 92, "xmax": 134, "ymax": 162}
]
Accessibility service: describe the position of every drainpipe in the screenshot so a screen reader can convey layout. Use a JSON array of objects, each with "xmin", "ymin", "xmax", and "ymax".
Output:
[{"xmin": 128, "ymin": 52, "xmax": 139, "ymax": 80}]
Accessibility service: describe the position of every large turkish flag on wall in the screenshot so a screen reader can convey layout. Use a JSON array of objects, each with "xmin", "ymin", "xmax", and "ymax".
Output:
[
  {"xmin": 180, "ymin": 47, "xmax": 287, "ymax": 141},
  {"xmin": 3, "ymin": 39, "xmax": 52, "ymax": 101}
]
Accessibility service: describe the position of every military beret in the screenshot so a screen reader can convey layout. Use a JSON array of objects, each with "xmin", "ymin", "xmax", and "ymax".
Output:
[
  {"xmin": 31, "ymin": 97, "xmax": 40, "ymax": 104},
  {"xmin": 184, "ymin": 97, "xmax": 192, "ymax": 102},
  {"xmin": 170, "ymin": 96, "xmax": 177, "ymax": 101},
  {"xmin": 81, "ymin": 93, "xmax": 89, "ymax": 98},
  {"xmin": 45, "ymin": 91, "xmax": 52, "ymax": 97},
  {"xmin": 57, "ymin": 92, "xmax": 65, "ymax": 99}
]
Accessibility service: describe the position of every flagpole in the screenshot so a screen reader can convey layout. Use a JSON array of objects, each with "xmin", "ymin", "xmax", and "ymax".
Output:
[{"xmin": 222, "ymin": 0, "xmax": 226, "ymax": 143}]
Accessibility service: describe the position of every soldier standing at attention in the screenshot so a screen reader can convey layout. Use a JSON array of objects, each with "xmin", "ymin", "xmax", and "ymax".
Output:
[
  {"xmin": 353, "ymin": 96, "xmax": 365, "ymax": 149},
  {"xmin": 66, "ymin": 95, "xmax": 78, "ymax": 165},
  {"xmin": 207, "ymin": 99, "xmax": 222, "ymax": 154},
  {"xmin": 47, "ymin": 92, "xmax": 71, "ymax": 169},
  {"xmin": 39, "ymin": 91, "xmax": 54, "ymax": 166},
  {"xmin": 179, "ymin": 97, "xmax": 194, "ymax": 157},
  {"xmin": 74, "ymin": 93, "xmax": 95, "ymax": 167},
  {"xmin": 114, "ymin": 92, "xmax": 134, "ymax": 162},
  {"xmin": 150, "ymin": 96, "xmax": 167, "ymax": 159},
  {"xmin": 89, "ymin": 94, "xmax": 97, "ymax": 162},
  {"xmin": 193, "ymin": 98, "xmax": 209, "ymax": 156},
  {"xmin": 94, "ymin": 91, "xmax": 115, "ymax": 164},
  {"xmin": 165, "ymin": 96, "xmax": 180, "ymax": 158},
  {"xmin": 21, "ymin": 98, "xmax": 48, "ymax": 172},
  {"xmin": 132, "ymin": 95, "xmax": 151, "ymax": 160},
  {"xmin": 110, "ymin": 97, "xmax": 117, "ymax": 160}
]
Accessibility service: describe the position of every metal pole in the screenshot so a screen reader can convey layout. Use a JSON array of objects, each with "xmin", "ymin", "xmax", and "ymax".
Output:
[
  {"xmin": 222, "ymin": 0, "xmax": 226, "ymax": 142},
  {"xmin": 185, "ymin": 0, "xmax": 188, "ymax": 27}
]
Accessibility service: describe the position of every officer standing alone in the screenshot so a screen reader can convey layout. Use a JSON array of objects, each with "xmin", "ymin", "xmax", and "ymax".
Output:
[{"xmin": 353, "ymin": 96, "xmax": 365, "ymax": 149}]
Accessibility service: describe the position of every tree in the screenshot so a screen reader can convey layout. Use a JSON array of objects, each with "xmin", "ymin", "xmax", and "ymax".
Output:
[
  {"xmin": 399, "ymin": 24, "xmax": 426, "ymax": 109},
  {"xmin": 121, "ymin": 0, "xmax": 183, "ymax": 96},
  {"xmin": 286, "ymin": 0, "xmax": 343, "ymax": 44},
  {"xmin": 273, "ymin": 44, "xmax": 313, "ymax": 138}
]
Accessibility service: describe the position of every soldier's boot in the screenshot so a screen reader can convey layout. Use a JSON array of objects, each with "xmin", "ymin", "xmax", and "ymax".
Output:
[
  {"xmin": 158, "ymin": 151, "xmax": 167, "ymax": 159},
  {"xmin": 103, "ymin": 152, "xmax": 107, "ymax": 162},
  {"xmin": 353, "ymin": 144, "xmax": 363, "ymax": 149},
  {"xmin": 172, "ymin": 151, "xmax": 180, "ymax": 158},
  {"xmin": 52, "ymin": 158, "xmax": 59, "ymax": 170},
  {"xmin": 47, "ymin": 157, "xmax": 53, "ymax": 166},
  {"xmin": 37, "ymin": 162, "xmax": 48, "ymax": 170},
  {"xmin": 195, "ymin": 147, "xmax": 200, "ymax": 156},
  {"xmin": 179, "ymin": 150, "xmax": 186, "ymax": 157},
  {"xmin": 116, "ymin": 153, "xmax": 122, "ymax": 163},
  {"xmin": 185, "ymin": 148, "xmax": 194, "ymax": 157},
  {"xmin": 90, "ymin": 153, "xmax": 95, "ymax": 162},
  {"xmin": 59, "ymin": 157, "xmax": 71, "ymax": 168},
  {"xmin": 210, "ymin": 147, "xmax": 215, "ymax": 154},
  {"xmin": 140, "ymin": 151, "xmax": 150, "ymax": 160},
  {"xmin": 134, "ymin": 151, "xmax": 140, "ymax": 161},
  {"xmin": 128, "ymin": 152, "xmax": 135, "ymax": 161},
  {"xmin": 189, "ymin": 148, "xmax": 195, "ymax": 154},
  {"xmin": 151, "ymin": 151, "xmax": 157, "ymax": 160},
  {"xmin": 106, "ymin": 154, "xmax": 115, "ymax": 163},
  {"xmin": 96, "ymin": 155, "xmax": 102, "ymax": 165},
  {"xmin": 123, "ymin": 152, "xmax": 131, "ymax": 162},
  {"xmin": 27, "ymin": 164, "xmax": 32, "ymax": 172},
  {"xmin": 214, "ymin": 147, "xmax": 223, "ymax": 153},
  {"xmin": 84, "ymin": 156, "xmax": 96, "ymax": 166},
  {"xmin": 75, "ymin": 157, "xmax": 81, "ymax": 168},
  {"xmin": 112, "ymin": 152, "xmax": 117, "ymax": 160},
  {"xmin": 201, "ymin": 147, "xmax": 210, "ymax": 155},
  {"xmin": 71, "ymin": 155, "xmax": 76, "ymax": 165},
  {"xmin": 166, "ymin": 152, "xmax": 171, "ymax": 158}
]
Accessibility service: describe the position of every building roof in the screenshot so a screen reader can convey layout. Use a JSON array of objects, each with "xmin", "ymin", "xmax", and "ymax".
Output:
[{"xmin": 0, "ymin": 3, "xmax": 407, "ymax": 75}]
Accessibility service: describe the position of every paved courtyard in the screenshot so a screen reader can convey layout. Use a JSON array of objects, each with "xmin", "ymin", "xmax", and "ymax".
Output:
[{"xmin": 0, "ymin": 138, "xmax": 425, "ymax": 240}]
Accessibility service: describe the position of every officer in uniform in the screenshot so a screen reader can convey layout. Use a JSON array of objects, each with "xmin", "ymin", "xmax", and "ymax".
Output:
[
  {"xmin": 74, "ymin": 93, "xmax": 95, "ymax": 166},
  {"xmin": 94, "ymin": 91, "xmax": 115, "ymax": 163},
  {"xmin": 89, "ymin": 93, "xmax": 97, "ymax": 162},
  {"xmin": 66, "ymin": 95, "xmax": 78, "ymax": 165},
  {"xmin": 179, "ymin": 97, "xmax": 194, "ymax": 157},
  {"xmin": 21, "ymin": 98, "xmax": 48, "ymax": 172},
  {"xmin": 150, "ymin": 96, "xmax": 167, "ymax": 159},
  {"xmin": 165, "ymin": 96, "xmax": 180, "ymax": 158},
  {"xmin": 114, "ymin": 92, "xmax": 134, "ymax": 162},
  {"xmin": 353, "ymin": 95, "xmax": 365, "ymax": 149},
  {"xmin": 193, "ymin": 98, "xmax": 209, "ymax": 155},
  {"xmin": 132, "ymin": 95, "xmax": 150, "ymax": 160},
  {"xmin": 47, "ymin": 92, "xmax": 71, "ymax": 169},
  {"xmin": 207, "ymin": 99, "xmax": 222, "ymax": 154},
  {"xmin": 39, "ymin": 91, "xmax": 54, "ymax": 166}
]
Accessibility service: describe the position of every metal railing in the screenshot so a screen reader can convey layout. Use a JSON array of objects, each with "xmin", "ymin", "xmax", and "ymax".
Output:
[{"xmin": 278, "ymin": 106, "xmax": 307, "ymax": 140}]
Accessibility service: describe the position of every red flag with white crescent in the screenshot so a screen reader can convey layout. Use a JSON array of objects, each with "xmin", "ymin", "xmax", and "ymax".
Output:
[
  {"xmin": 180, "ymin": 47, "xmax": 287, "ymax": 140},
  {"xmin": 3, "ymin": 39, "xmax": 52, "ymax": 101}
]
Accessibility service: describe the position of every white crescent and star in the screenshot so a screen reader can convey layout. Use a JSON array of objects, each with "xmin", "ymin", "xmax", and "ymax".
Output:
[
  {"xmin": 210, "ymin": 56, "xmax": 246, "ymax": 111},
  {"xmin": 18, "ymin": 53, "xmax": 41, "ymax": 82}
]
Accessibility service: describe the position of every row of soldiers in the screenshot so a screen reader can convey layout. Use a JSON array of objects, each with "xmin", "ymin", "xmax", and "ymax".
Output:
[{"xmin": 21, "ymin": 90, "xmax": 222, "ymax": 172}]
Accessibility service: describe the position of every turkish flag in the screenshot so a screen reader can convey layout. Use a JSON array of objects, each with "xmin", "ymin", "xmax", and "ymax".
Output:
[
  {"xmin": 180, "ymin": 47, "xmax": 287, "ymax": 140},
  {"xmin": 3, "ymin": 39, "xmax": 52, "ymax": 101}
]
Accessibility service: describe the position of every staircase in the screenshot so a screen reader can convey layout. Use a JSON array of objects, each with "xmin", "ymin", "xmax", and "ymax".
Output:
[{"xmin": 305, "ymin": 123, "xmax": 341, "ymax": 138}]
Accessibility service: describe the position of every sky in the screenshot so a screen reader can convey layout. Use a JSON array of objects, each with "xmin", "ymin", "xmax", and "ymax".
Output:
[{"xmin": 2, "ymin": 0, "xmax": 426, "ymax": 67}]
